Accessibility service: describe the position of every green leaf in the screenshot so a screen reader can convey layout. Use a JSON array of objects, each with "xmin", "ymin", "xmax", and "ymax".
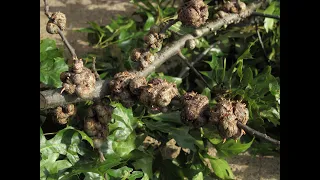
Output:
[
  {"xmin": 109, "ymin": 102, "xmax": 137, "ymax": 141},
  {"xmin": 237, "ymin": 59, "xmax": 243, "ymax": 81},
  {"xmin": 147, "ymin": 111, "xmax": 183, "ymax": 125},
  {"xmin": 111, "ymin": 132, "xmax": 136, "ymax": 157},
  {"xmin": 107, "ymin": 166, "xmax": 133, "ymax": 178},
  {"xmin": 83, "ymin": 172, "xmax": 104, "ymax": 180},
  {"xmin": 143, "ymin": 119, "xmax": 197, "ymax": 151},
  {"xmin": 40, "ymin": 38, "xmax": 57, "ymax": 53},
  {"xmin": 169, "ymin": 126, "xmax": 197, "ymax": 151},
  {"xmin": 40, "ymin": 127, "xmax": 46, "ymax": 145},
  {"xmin": 143, "ymin": 12, "xmax": 155, "ymax": 31},
  {"xmin": 40, "ymin": 153, "xmax": 72, "ymax": 178},
  {"xmin": 241, "ymin": 67, "xmax": 253, "ymax": 87},
  {"xmin": 128, "ymin": 171, "xmax": 144, "ymax": 180},
  {"xmin": 216, "ymin": 138, "xmax": 254, "ymax": 158},
  {"xmin": 40, "ymin": 127, "xmax": 93, "ymax": 160},
  {"xmin": 264, "ymin": 2, "xmax": 277, "ymax": 33},
  {"xmin": 192, "ymin": 172, "xmax": 203, "ymax": 180},
  {"xmin": 201, "ymin": 87, "xmax": 211, "ymax": 100},
  {"xmin": 60, "ymin": 157, "xmax": 122, "ymax": 179},
  {"xmin": 132, "ymin": 156, "xmax": 153, "ymax": 180},
  {"xmin": 40, "ymin": 57, "xmax": 68, "ymax": 88},
  {"xmin": 260, "ymin": 107, "xmax": 280, "ymax": 126},
  {"xmin": 199, "ymin": 153, "xmax": 235, "ymax": 180}
]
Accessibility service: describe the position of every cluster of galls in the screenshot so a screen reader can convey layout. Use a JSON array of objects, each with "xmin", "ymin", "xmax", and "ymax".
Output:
[
  {"xmin": 109, "ymin": 71, "xmax": 179, "ymax": 110},
  {"xmin": 83, "ymin": 102, "xmax": 114, "ymax": 149},
  {"xmin": 131, "ymin": 48, "xmax": 156, "ymax": 70},
  {"xmin": 46, "ymin": 12, "xmax": 66, "ymax": 34},
  {"xmin": 178, "ymin": 0, "xmax": 209, "ymax": 28},
  {"xmin": 214, "ymin": 0, "xmax": 247, "ymax": 19},
  {"xmin": 54, "ymin": 104, "xmax": 76, "ymax": 124},
  {"xmin": 130, "ymin": 25, "xmax": 166, "ymax": 70},
  {"xmin": 180, "ymin": 92, "xmax": 249, "ymax": 143},
  {"xmin": 60, "ymin": 59, "xmax": 96, "ymax": 99}
]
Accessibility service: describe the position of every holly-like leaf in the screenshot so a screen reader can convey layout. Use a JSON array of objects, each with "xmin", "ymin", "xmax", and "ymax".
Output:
[
  {"xmin": 109, "ymin": 102, "xmax": 137, "ymax": 141},
  {"xmin": 143, "ymin": 119, "xmax": 197, "ymax": 151},
  {"xmin": 216, "ymin": 138, "xmax": 254, "ymax": 158},
  {"xmin": 40, "ymin": 153, "xmax": 72, "ymax": 179},
  {"xmin": 132, "ymin": 156, "xmax": 153, "ymax": 180},
  {"xmin": 111, "ymin": 132, "xmax": 136, "ymax": 157},
  {"xmin": 143, "ymin": 12, "xmax": 155, "ymax": 31},
  {"xmin": 40, "ymin": 57, "xmax": 68, "ymax": 88},
  {"xmin": 199, "ymin": 153, "xmax": 235, "ymax": 180}
]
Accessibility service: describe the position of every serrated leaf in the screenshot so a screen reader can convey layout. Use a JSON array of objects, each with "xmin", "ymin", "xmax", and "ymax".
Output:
[
  {"xmin": 143, "ymin": 12, "xmax": 155, "ymax": 31},
  {"xmin": 112, "ymin": 132, "xmax": 136, "ymax": 157},
  {"xmin": 109, "ymin": 102, "xmax": 137, "ymax": 141},
  {"xmin": 199, "ymin": 153, "xmax": 235, "ymax": 180},
  {"xmin": 147, "ymin": 111, "xmax": 183, "ymax": 125},
  {"xmin": 132, "ymin": 156, "xmax": 153, "ymax": 180},
  {"xmin": 216, "ymin": 138, "xmax": 254, "ymax": 158},
  {"xmin": 40, "ymin": 38, "xmax": 57, "ymax": 53},
  {"xmin": 40, "ymin": 57, "xmax": 68, "ymax": 88}
]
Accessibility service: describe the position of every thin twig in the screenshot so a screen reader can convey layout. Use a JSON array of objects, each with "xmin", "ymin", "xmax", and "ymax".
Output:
[
  {"xmin": 178, "ymin": 51, "xmax": 213, "ymax": 91},
  {"xmin": 43, "ymin": 0, "xmax": 51, "ymax": 18},
  {"xmin": 237, "ymin": 121, "xmax": 280, "ymax": 146},
  {"xmin": 255, "ymin": 19, "xmax": 271, "ymax": 62},
  {"xmin": 255, "ymin": 20, "xmax": 268, "ymax": 59},
  {"xmin": 178, "ymin": 42, "xmax": 220, "ymax": 78},
  {"xmin": 251, "ymin": 12, "xmax": 280, "ymax": 20},
  {"xmin": 43, "ymin": 0, "xmax": 78, "ymax": 60},
  {"xmin": 92, "ymin": 57, "xmax": 101, "ymax": 80},
  {"xmin": 160, "ymin": 19, "xmax": 179, "ymax": 34}
]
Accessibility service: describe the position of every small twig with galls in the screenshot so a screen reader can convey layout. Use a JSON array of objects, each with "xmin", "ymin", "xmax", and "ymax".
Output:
[
  {"xmin": 43, "ymin": 0, "xmax": 78, "ymax": 60},
  {"xmin": 251, "ymin": 12, "xmax": 280, "ymax": 20},
  {"xmin": 177, "ymin": 51, "xmax": 213, "ymax": 91},
  {"xmin": 178, "ymin": 41, "xmax": 220, "ymax": 78},
  {"xmin": 237, "ymin": 121, "xmax": 280, "ymax": 146},
  {"xmin": 92, "ymin": 57, "xmax": 101, "ymax": 80}
]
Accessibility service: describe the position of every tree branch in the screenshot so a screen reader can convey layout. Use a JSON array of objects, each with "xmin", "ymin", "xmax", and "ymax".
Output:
[
  {"xmin": 92, "ymin": 57, "xmax": 101, "ymax": 80},
  {"xmin": 40, "ymin": 1, "xmax": 263, "ymax": 109},
  {"xmin": 237, "ymin": 121, "xmax": 280, "ymax": 146},
  {"xmin": 44, "ymin": 0, "xmax": 78, "ymax": 60}
]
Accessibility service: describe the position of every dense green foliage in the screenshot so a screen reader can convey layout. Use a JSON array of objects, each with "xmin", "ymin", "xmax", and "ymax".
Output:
[{"xmin": 40, "ymin": 0, "xmax": 280, "ymax": 179}]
